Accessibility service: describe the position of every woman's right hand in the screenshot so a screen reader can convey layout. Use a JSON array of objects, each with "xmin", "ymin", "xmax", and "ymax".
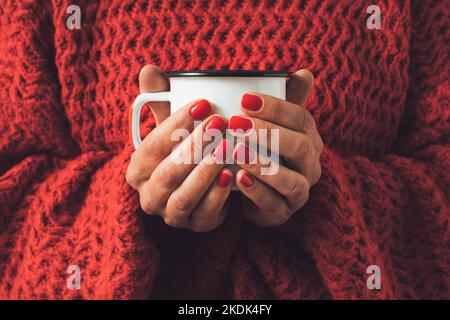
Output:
[{"xmin": 126, "ymin": 65, "xmax": 233, "ymax": 232}]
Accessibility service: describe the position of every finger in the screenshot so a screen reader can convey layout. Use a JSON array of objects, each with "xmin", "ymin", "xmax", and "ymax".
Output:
[
  {"xmin": 287, "ymin": 70, "xmax": 324, "ymax": 153},
  {"xmin": 233, "ymin": 143, "xmax": 310, "ymax": 209},
  {"xmin": 228, "ymin": 115, "xmax": 318, "ymax": 176},
  {"xmin": 235, "ymin": 170, "xmax": 291, "ymax": 227},
  {"xmin": 165, "ymin": 140, "xmax": 233, "ymax": 227},
  {"xmin": 189, "ymin": 168, "xmax": 233, "ymax": 232},
  {"xmin": 127, "ymin": 99, "xmax": 213, "ymax": 187},
  {"xmin": 240, "ymin": 92, "xmax": 316, "ymax": 134},
  {"xmin": 139, "ymin": 115, "xmax": 227, "ymax": 215},
  {"xmin": 139, "ymin": 64, "xmax": 170, "ymax": 125},
  {"xmin": 287, "ymin": 69, "xmax": 315, "ymax": 106}
]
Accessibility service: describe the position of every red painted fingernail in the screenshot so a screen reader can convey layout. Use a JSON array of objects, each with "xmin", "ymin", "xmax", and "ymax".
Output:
[
  {"xmin": 233, "ymin": 143, "xmax": 256, "ymax": 164},
  {"xmin": 205, "ymin": 115, "xmax": 227, "ymax": 136},
  {"xmin": 241, "ymin": 93, "xmax": 263, "ymax": 111},
  {"xmin": 190, "ymin": 99, "xmax": 212, "ymax": 120},
  {"xmin": 216, "ymin": 170, "xmax": 233, "ymax": 188},
  {"xmin": 212, "ymin": 139, "xmax": 233, "ymax": 162},
  {"xmin": 239, "ymin": 171, "xmax": 254, "ymax": 187},
  {"xmin": 228, "ymin": 115, "xmax": 253, "ymax": 133}
]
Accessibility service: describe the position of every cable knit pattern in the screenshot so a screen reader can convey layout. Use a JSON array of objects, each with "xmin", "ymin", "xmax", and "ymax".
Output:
[{"xmin": 0, "ymin": 0, "xmax": 448, "ymax": 299}]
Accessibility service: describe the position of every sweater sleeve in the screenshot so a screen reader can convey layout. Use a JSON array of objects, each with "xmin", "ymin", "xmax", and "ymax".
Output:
[
  {"xmin": 287, "ymin": 1, "xmax": 449, "ymax": 299},
  {"xmin": 0, "ymin": 0, "xmax": 80, "ymax": 228},
  {"xmin": 0, "ymin": 0, "xmax": 77, "ymax": 159}
]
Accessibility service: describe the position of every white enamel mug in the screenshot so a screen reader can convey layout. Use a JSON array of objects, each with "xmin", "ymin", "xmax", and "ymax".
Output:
[
  {"xmin": 130, "ymin": 70, "xmax": 289, "ymax": 149},
  {"xmin": 130, "ymin": 70, "xmax": 289, "ymax": 190}
]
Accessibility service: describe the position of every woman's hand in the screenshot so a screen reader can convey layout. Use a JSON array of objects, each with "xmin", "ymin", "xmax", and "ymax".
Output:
[
  {"xmin": 230, "ymin": 70, "xmax": 323, "ymax": 227},
  {"xmin": 126, "ymin": 65, "xmax": 233, "ymax": 232}
]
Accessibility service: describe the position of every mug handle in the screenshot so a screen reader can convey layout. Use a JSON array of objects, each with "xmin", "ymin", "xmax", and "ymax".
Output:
[{"xmin": 130, "ymin": 91, "xmax": 171, "ymax": 149}]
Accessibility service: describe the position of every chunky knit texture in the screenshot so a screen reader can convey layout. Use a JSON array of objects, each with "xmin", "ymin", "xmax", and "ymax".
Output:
[{"xmin": 0, "ymin": 0, "xmax": 449, "ymax": 299}]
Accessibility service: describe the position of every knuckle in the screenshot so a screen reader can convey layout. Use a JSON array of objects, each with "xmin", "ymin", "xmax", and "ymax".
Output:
[
  {"xmin": 295, "ymin": 186, "xmax": 310, "ymax": 208},
  {"xmin": 287, "ymin": 175, "xmax": 309, "ymax": 200},
  {"xmin": 299, "ymin": 191, "xmax": 310, "ymax": 208},
  {"xmin": 191, "ymin": 210, "xmax": 226, "ymax": 233},
  {"xmin": 271, "ymin": 100, "xmax": 283, "ymax": 122},
  {"xmin": 248, "ymin": 184, "xmax": 265, "ymax": 203},
  {"xmin": 125, "ymin": 160, "xmax": 140, "ymax": 188},
  {"xmin": 190, "ymin": 224, "xmax": 207, "ymax": 233},
  {"xmin": 264, "ymin": 195, "xmax": 281, "ymax": 214},
  {"xmin": 142, "ymin": 135, "xmax": 165, "ymax": 159},
  {"xmin": 153, "ymin": 164, "xmax": 177, "ymax": 189},
  {"xmin": 260, "ymin": 119, "xmax": 275, "ymax": 138},
  {"xmin": 195, "ymin": 164, "xmax": 212, "ymax": 181},
  {"xmin": 189, "ymin": 136, "xmax": 203, "ymax": 163},
  {"xmin": 169, "ymin": 192, "xmax": 194, "ymax": 217},
  {"xmin": 256, "ymin": 205, "xmax": 291, "ymax": 227},
  {"xmin": 296, "ymin": 136, "xmax": 313, "ymax": 157},
  {"xmin": 251, "ymin": 187, "xmax": 278, "ymax": 214},
  {"xmin": 190, "ymin": 221, "xmax": 214, "ymax": 233},
  {"xmin": 311, "ymin": 163, "xmax": 322, "ymax": 185},
  {"xmin": 172, "ymin": 113, "xmax": 189, "ymax": 132},
  {"xmin": 296, "ymin": 109, "xmax": 313, "ymax": 131},
  {"xmin": 270, "ymin": 208, "xmax": 291, "ymax": 226},
  {"xmin": 316, "ymin": 136, "xmax": 324, "ymax": 155},
  {"xmin": 304, "ymin": 110, "xmax": 314, "ymax": 129},
  {"xmin": 139, "ymin": 195, "xmax": 156, "ymax": 214},
  {"xmin": 163, "ymin": 214, "xmax": 184, "ymax": 228}
]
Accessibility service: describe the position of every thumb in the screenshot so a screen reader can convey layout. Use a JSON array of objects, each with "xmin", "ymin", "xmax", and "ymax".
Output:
[
  {"xmin": 286, "ymin": 69, "xmax": 314, "ymax": 107},
  {"xmin": 139, "ymin": 64, "xmax": 170, "ymax": 125}
]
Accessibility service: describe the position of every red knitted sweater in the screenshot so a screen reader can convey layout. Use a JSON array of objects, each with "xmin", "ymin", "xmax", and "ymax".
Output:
[{"xmin": 0, "ymin": 0, "xmax": 448, "ymax": 299}]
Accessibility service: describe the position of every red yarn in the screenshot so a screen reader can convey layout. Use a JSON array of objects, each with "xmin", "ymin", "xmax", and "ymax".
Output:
[{"xmin": 0, "ymin": 0, "xmax": 448, "ymax": 299}]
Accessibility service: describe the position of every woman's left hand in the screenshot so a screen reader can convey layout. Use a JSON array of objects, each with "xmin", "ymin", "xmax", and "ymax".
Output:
[{"xmin": 231, "ymin": 70, "xmax": 323, "ymax": 227}]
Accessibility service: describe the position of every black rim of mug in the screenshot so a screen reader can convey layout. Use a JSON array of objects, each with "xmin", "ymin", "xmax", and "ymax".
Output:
[{"xmin": 164, "ymin": 70, "xmax": 290, "ymax": 77}]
